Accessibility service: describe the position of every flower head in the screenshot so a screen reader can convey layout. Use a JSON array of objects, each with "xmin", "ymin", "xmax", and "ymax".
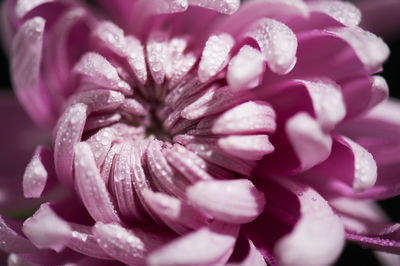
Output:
[{"xmin": 1, "ymin": 0, "xmax": 400, "ymax": 265}]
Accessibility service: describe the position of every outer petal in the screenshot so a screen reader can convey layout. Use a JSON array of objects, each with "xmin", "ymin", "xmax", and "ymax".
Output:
[
  {"xmin": 186, "ymin": 179, "xmax": 266, "ymax": 224},
  {"xmin": 11, "ymin": 17, "xmax": 56, "ymax": 127},
  {"xmin": 0, "ymin": 215, "xmax": 37, "ymax": 254},
  {"xmin": 147, "ymin": 221, "xmax": 239, "ymax": 266},
  {"xmin": 22, "ymin": 203, "xmax": 72, "ymax": 252},
  {"xmin": 274, "ymin": 179, "xmax": 345, "ymax": 266}
]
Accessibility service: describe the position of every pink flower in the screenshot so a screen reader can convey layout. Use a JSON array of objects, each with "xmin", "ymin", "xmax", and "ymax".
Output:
[{"xmin": 1, "ymin": 0, "xmax": 400, "ymax": 265}]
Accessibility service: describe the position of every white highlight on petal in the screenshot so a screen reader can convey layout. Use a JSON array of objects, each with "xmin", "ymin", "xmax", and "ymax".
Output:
[
  {"xmin": 148, "ymin": 222, "xmax": 239, "ymax": 265},
  {"xmin": 187, "ymin": 179, "xmax": 266, "ymax": 224},
  {"xmin": 227, "ymin": 45, "xmax": 264, "ymax": 90},
  {"xmin": 153, "ymin": 0, "xmax": 189, "ymax": 14},
  {"xmin": 328, "ymin": 27, "xmax": 389, "ymax": 72},
  {"xmin": 286, "ymin": 112, "xmax": 332, "ymax": 171},
  {"xmin": 189, "ymin": 0, "xmax": 239, "ymax": 14},
  {"xmin": 275, "ymin": 180, "xmax": 345, "ymax": 266},
  {"xmin": 368, "ymin": 75, "xmax": 389, "ymax": 108},
  {"xmin": 23, "ymin": 146, "xmax": 50, "ymax": 198},
  {"xmin": 309, "ymin": 0, "xmax": 361, "ymax": 26},
  {"xmin": 342, "ymin": 137, "xmax": 377, "ymax": 193},
  {"xmin": 198, "ymin": 34, "xmax": 234, "ymax": 82},
  {"xmin": 15, "ymin": 0, "xmax": 54, "ymax": 18},
  {"xmin": 147, "ymin": 31, "xmax": 169, "ymax": 85},
  {"xmin": 73, "ymin": 52, "xmax": 131, "ymax": 94},
  {"xmin": 213, "ymin": 100, "xmax": 276, "ymax": 134},
  {"xmin": 23, "ymin": 203, "xmax": 71, "ymax": 252},
  {"xmin": 247, "ymin": 18, "xmax": 297, "ymax": 74},
  {"xmin": 219, "ymin": 135, "xmax": 274, "ymax": 160},
  {"xmin": 125, "ymin": 36, "xmax": 148, "ymax": 85}
]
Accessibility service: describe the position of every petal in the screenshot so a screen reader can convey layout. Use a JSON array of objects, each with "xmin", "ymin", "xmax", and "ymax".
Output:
[
  {"xmin": 227, "ymin": 236, "xmax": 266, "ymax": 266},
  {"xmin": 23, "ymin": 146, "xmax": 54, "ymax": 198},
  {"xmin": 198, "ymin": 34, "xmax": 234, "ymax": 82},
  {"xmin": 147, "ymin": 221, "xmax": 239, "ymax": 266},
  {"xmin": 15, "ymin": 0, "xmax": 54, "ymax": 18},
  {"xmin": 74, "ymin": 142, "xmax": 121, "ymax": 223},
  {"xmin": 367, "ymin": 76, "xmax": 389, "ymax": 110},
  {"xmin": 227, "ymin": 45, "xmax": 264, "ymax": 90},
  {"xmin": 73, "ymin": 52, "xmax": 132, "ymax": 94},
  {"xmin": 212, "ymin": 101, "xmax": 276, "ymax": 135},
  {"xmin": 327, "ymin": 27, "xmax": 389, "ymax": 73},
  {"xmin": 308, "ymin": 0, "xmax": 361, "ymax": 27},
  {"xmin": 0, "ymin": 215, "xmax": 37, "ymax": 254},
  {"xmin": 286, "ymin": 112, "xmax": 332, "ymax": 171},
  {"xmin": 11, "ymin": 17, "xmax": 56, "ymax": 127},
  {"xmin": 218, "ymin": 135, "xmax": 274, "ymax": 161},
  {"xmin": 125, "ymin": 36, "xmax": 148, "ymax": 85},
  {"xmin": 22, "ymin": 203, "xmax": 72, "ymax": 252},
  {"xmin": 274, "ymin": 180, "xmax": 345, "ymax": 266},
  {"xmin": 54, "ymin": 103, "xmax": 88, "ymax": 188},
  {"xmin": 187, "ymin": 179, "xmax": 266, "ymax": 224},
  {"xmin": 188, "ymin": 0, "xmax": 239, "ymax": 15},
  {"xmin": 67, "ymin": 89, "xmax": 125, "ymax": 113},
  {"xmin": 246, "ymin": 18, "xmax": 297, "ymax": 74},
  {"xmin": 146, "ymin": 31, "xmax": 169, "ymax": 85},
  {"xmin": 93, "ymin": 222, "xmax": 169, "ymax": 265}
]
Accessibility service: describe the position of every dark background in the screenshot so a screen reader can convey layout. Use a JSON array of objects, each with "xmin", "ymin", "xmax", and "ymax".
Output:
[{"xmin": 0, "ymin": 2, "xmax": 399, "ymax": 266}]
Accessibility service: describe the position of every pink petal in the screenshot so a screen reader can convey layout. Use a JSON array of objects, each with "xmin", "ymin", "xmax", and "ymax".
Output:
[
  {"xmin": 227, "ymin": 236, "xmax": 266, "ymax": 266},
  {"xmin": 73, "ymin": 52, "xmax": 132, "ymax": 94},
  {"xmin": 54, "ymin": 103, "xmax": 88, "ymax": 188},
  {"xmin": 328, "ymin": 27, "xmax": 389, "ymax": 73},
  {"xmin": 15, "ymin": 0, "xmax": 54, "ymax": 19},
  {"xmin": 0, "ymin": 216, "xmax": 37, "ymax": 254},
  {"xmin": 91, "ymin": 21, "xmax": 126, "ymax": 57},
  {"xmin": 67, "ymin": 89, "xmax": 125, "ymax": 113},
  {"xmin": 142, "ymin": 190, "xmax": 208, "ymax": 233},
  {"xmin": 125, "ymin": 36, "xmax": 148, "ymax": 85},
  {"xmin": 67, "ymin": 223, "xmax": 111, "ymax": 260},
  {"xmin": 181, "ymin": 85, "xmax": 251, "ymax": 120},
  {"xmin": 84, "ymin": 113, "xmax": 122, "ymax": 131},
  {"xmin": 308, "ymin": 1, "xmax": 361, "ymax": 27},
  {"xmin": 187, "ymin": 179, "xmax": 266, "ymax": 224},
  {"xmin": 93, "ymin": 222, "xmax": 169, "ymax": 265},
  {"xmin": 227, "ymin": 45, "xmax": 264, "ymax": 90},
  {"xmin": 86, "ymin": 127, "xmax": 116, "ymax": 167},
  {"xmin": 246, "ymin": 18, "xmax": 297, "ymax": 74},
  {"xmin": 147, "ymin": 221, "xmax": 239, "ymax": 266},
  {"xmin": 22, "ymin": 203, "xmax": 72, "ymax": 252},
  {"xmin": 74, "ymin": 142, "xmax": 121, "ymax": 223},
  {"xmin": 11, "ymin": 17, "xmax": 56, "ymax": 127},
  {"xmin": 146, "ymin": 31, "xmax": 169, "ymax": 85},
  {"xmin": 216, "ymin": 0, "xmax": 308, "ymax": 36},
  {"xmin": 218, "ymin": 135, "xmax": 274, "ymax": 161},
  {"xmin": 274, "ymin": 180, "xmax": 345, "ymax": 266},
  {"xmin": 367, "ymin": 76, "xmax": 389, "ymax": 109},
  {"xmin": 164, "ymin": 144, "xmax": 214, "ymax": 182},
  {"xmin": 110, "ymin": 142, "xmax": 146, "ymax": 221},
  {"xmin": 198, "ymin": 34, "xmax": 234, "ymax": 82},
  {"xmin": 212, "ymin": 100, "xmax": 276, "ymax": 135},
  {"xmin": 286, "ymin": 112, "xmax": 332, "ymax": 171},
  {"xmin": 23, "ymin": 145, "xmax": 54, "ymax": 198},
  {"xmin": 188, "ymin": 0, "xmax": 239, "ymax": 14}
]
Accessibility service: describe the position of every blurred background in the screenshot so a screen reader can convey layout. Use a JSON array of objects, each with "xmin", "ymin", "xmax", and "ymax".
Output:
[{"xmin": 0, "ymin": 0, "xmax": 399, "ymax": 265}]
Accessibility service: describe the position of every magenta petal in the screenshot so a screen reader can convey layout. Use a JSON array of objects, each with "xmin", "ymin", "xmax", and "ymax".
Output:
[
  {"xmin": 67, "ymin": 223, "xmax": 112, "ymax": 260},
  {"xmin": 11, "ymin": 17, "xmax": 56, "ymax": 127},
  {"xmin": 23, "ymin": 145, "xmax": 55, "ymax": 198},
  {"xmin": 198, "ymin": 34, "xmax": 234, "ymax": 82},
  {"xmin": 308, "ymin": 1, "xmax": 361, "ymax": 27},
  {"xmin": 246, "ymin": 18, "xmax": 297, "ymax": 74},
  {"xmin": 274, "ymin": 180, "xmax": 345, "ymax": 266},
  {"xmin": 218, "ymin": 135, "xmax": 274, "ymax": 161},
  {"xmin": 22, "ymin": 203, "xmax": 72, "ymax": 252},
  {"xmin": 67, "ymin": 89, "xmax": 125, "ymax": 113},
  {"xmin": 93, "ymin": 222, "xmax": 169, "ymax": 265},
  {"xmin": 187, "ymin": 179, "xmax": 266, "ymax": 224},
  {"xmin": 189, "ymin": 0, "xmax": 239, "ymax": 15},
  {"xmin": 0, "ymin": 216, "xmax": 37, "ymax": 254},
  {"xmin": 147, "ymin": 221, "xmax": 239, "ymax": 266},
  {"xmin": 15, "ymin": 0, "xmax": 55, "ymax": 18},
  {"xmin": 286, "ymin": 112, "xmax": 332, "ymax": 171},
  {"xmin": 54, "ymin": 103, "xmax": 88, "ymax": 188},
  {"xmin": 74, "ymin": 142, "xmax": 121, "ymax": 224}
]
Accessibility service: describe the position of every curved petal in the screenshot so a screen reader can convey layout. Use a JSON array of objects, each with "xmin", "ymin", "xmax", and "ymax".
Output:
[
  {"xmin": 218, "ymin": 135, "xmax": 274, "ymax": 160},
  {"xmin": 0, "ymin": 215, "xmax": 37, "ymax": 254},
  {"xmin": 23, "ymin": 145, "xmax": 55, "ymax": 198},
  {"xmin": 74, "ymin": 142, "xmax": 121, "ymax": 224},
  {"xmin": 93, "ymin": 222, "xmax": 170, "ymax": 265},
  {"xmin": 189, "ymin": 0, "xmax": 239, "ymax": 15},
  {"xmin": 22, "ymin": 203, "xmax": 72, "ymax": 252},
  {"xmin": 147, "ymin": 221, "xmax": 239, "ymax": 266},
  {"xmin": 186, "ymin": 179, "xmax": 266, "ymax": 224},
  {"xmin": 11, "ymin": 16, "xmax": 56, "ymax": 127},
  {"xmin": 274, "ymin": 179, "xmax": 345, "ymax": 266}
]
